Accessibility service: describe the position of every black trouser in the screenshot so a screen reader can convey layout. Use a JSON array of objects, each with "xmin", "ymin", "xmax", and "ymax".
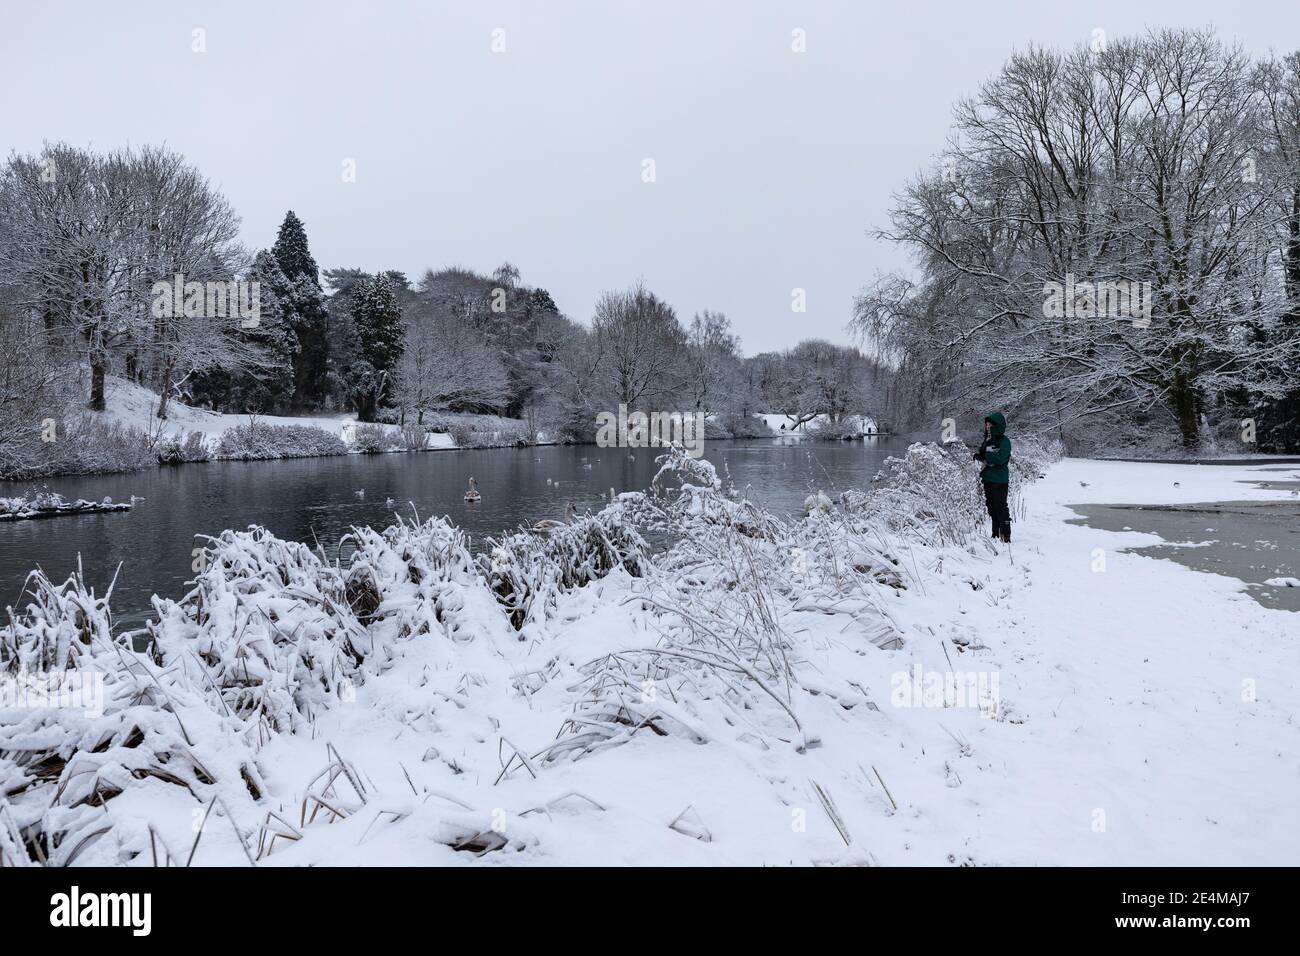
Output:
[{"xmin": 982, "ymin": 481, "xmax": 1010, "ymax": 540}]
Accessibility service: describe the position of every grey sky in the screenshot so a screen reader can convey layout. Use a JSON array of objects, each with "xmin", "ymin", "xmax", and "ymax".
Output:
[{"xmin": 3, "ymin": 1, "xmax": 1297, "ymax": 353}]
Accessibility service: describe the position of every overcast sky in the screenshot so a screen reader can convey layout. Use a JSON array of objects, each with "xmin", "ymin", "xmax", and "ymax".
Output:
[{"xmin": 3, "ymin": 1, "xmax": 1298, "ymax": 353}]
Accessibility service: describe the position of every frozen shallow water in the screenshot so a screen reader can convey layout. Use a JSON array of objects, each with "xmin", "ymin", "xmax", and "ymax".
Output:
[{"xmin": 1067, "ymin": 500, "xmax": 1300, "ymax": 612}]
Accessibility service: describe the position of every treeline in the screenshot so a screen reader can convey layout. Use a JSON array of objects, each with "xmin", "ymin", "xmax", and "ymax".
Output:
[
  {"xmin": 856, "ymin": 29, "xmax": 1300, "ymax": 452},
  {"xmin": 0, "ymin": 143, "xmax": 889, "ymax": 475}
]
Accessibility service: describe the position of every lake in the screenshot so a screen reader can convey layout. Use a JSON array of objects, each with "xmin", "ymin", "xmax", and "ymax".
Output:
[{"xmin": 0, "ymin": 437, "xmax": 906, "ymax": 628}]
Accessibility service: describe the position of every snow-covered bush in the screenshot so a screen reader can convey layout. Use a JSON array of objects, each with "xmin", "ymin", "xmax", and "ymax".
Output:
[
  {"xmin": 843, "ymin": 437, "xmax": 1063, "ymax": 542},
  {"xmin": 341, "ymin": 514, "xmax": 487, "ymax": 643},
  {"xmin": 1009, "ymin": 434, "xmax": 1064, "ymax": 481},
  {"xmin": 400, "ymin": 422, "xmax": 427, "ymax": 451},
  {"xmin": 352, "ymin": 423, "xmax": 405, "ymax": 454},
  {"xmin": 216, "ymin": 421, "xmax": 348, "ymax": 460},
  {"xmin": 1, "ymin": 567, "xmax": 266, "ymax": 866},
  {"xmin": 1007, "ymin": 434, "xmax": 1063, "ymax": 519},
  {"xmin": 147, "ymin": 527, "xmax": 368, "ymax": 732},
  {"xmin": 1, "ymin": 417, "xmax": 158, "ymax": 480},
  {"xmin": 842, "ymin": 442, "xmax": 986, "ymax": 545},
  {"xmin": 447, "ymin": 421, "xmax": 529, "ymax": 449},
  {"xmin": 549, "ymin": 446, "xmax": 908, "ymax": 765},
  {"xmin": 721, "ymin": 413, "xmax": 775, "ymax": 439},
  {"xmin": 634, "ymin": 444, "xmax": 786, "ymax": 541},
  {"xmin": 807, "ymin": 418, "xmax": 863, "ymax": 441},
  {"xmin": 481, "ymin": 508, "xmax": 648, "ymax": 630},
  {"xmin": 156, "ymin": 430, "xmax": 210, "ymax": 464}
]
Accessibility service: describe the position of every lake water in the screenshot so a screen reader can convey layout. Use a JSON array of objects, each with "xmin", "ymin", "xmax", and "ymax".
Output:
[
  {"xmin": 1067, "ymin": 500, "xmax": 1300, "ymax": 612},
  {"xmin": 0, "ymin": 437, "xmax": 905, "ymax": 627}
]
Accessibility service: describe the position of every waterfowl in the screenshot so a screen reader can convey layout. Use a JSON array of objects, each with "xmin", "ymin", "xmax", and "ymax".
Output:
[
  {"xmin": 354, "ymin": 489, "xmax": 365, "ymax": 498},
  {"xmin": 385, "ymin": 497, "xmax": 395, "ymax": 508},
  {"xmin": 464, "ymin": 477, "xmax": 481, "ymax": 502},
  {"xmin": 531, "ymin": 501, "xmax": 576, "ymax": 533}
]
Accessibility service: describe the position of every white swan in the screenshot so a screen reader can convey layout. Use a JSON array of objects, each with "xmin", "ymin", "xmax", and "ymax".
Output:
[
  {"xmin": 464, "ymin": 477, "xmax": 481, "ymax": 502},
  {"xmin": 531, "ymin": 500, "xmax": 576, "ymax": 532}
]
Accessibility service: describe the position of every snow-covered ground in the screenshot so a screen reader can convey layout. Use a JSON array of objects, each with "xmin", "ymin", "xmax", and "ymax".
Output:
[
  {"xmin": 96, "ymin": 377, "xmax": 455, "ymax": 450},
  {"xmin": 756, "ymin": 412, "xmax": 879, "ymax": 435},
  {"xmin": 2, "ymin": 453, "xmax": 1296, "ymax": 866}
]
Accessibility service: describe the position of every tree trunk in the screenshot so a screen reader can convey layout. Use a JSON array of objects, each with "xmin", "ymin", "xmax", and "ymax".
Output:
[
  {"xmin": 157, "ymin": 363, "xmax": 173, "ymax": 419},
  {"xmin": 1170, "ymin": 375, "xmax": 1200, "ymax": 450},
  {"xmin": 89, "ymin": 355, "xmax": 106, "ymax": 411}
]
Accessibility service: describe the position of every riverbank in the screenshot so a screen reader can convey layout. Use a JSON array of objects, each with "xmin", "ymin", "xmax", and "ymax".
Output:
[
  {"xmin": 0, "ymin": 377, "xmax": 542, "ymax": 481},
  {"xmin": 0, "ymin": 438, "xmax": 912, "ymax": 629},
  {"xmin": 4, "ymin": 445, "xmax": 1295, "ymax": 866}
]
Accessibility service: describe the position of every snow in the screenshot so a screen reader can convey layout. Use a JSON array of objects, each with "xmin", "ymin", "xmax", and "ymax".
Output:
[
  {"xmin": 756, "ymin": 412, "xmax": 879, "ymax": 435},
  {"xmin": 3, "ymin": 449, "xmax": 1297, "ymax": 866},
  {"xmin": 1035, "ymin": 456, "xmax": 1300, "ymax": 506},
  {"xmin": 96, "ymin": 376, "xmax": 455, "ymax": 451}
]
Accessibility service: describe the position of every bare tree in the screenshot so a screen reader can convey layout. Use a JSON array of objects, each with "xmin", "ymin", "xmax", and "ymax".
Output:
[
  {"xmin": 855, "ymin": 29, "xmax": 1300, "ymax": 448},
  {"xmin": 591, "ymin": 282, "xmax": 686, "ymax": 409}
]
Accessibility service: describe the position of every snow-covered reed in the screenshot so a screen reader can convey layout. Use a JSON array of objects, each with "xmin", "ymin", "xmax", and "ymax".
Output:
[
  {"xmin": 1, "ymin": 441, "xmax": 1048, "ymax": 866},
  {"xmin": 842, "ymin": 437, "xmax": 1064, "ymax": 545}
]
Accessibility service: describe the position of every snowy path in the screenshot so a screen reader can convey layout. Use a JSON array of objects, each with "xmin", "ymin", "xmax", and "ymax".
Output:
[{"xmin": 933, "ymin": 458, "xmax": 1299, "ymax": 864}]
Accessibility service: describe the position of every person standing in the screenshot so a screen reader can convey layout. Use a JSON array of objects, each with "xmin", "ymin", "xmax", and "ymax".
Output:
[{"xmin": 973, "ymin": 412, "xmax": 1012, "ymax": 542}]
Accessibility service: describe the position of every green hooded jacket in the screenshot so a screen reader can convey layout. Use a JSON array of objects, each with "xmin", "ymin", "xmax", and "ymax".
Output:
[{"xmin": 976, "ymin": 412, "xmax": 1011, "ymax": 484}]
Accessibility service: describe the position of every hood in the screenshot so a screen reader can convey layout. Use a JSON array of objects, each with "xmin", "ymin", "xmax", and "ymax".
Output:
[{"xmin": 984, "ymin": 412, "xmax": 1006, "ymax": 438}]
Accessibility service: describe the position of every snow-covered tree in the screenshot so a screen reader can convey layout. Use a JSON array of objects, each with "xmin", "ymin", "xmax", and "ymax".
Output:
[{"xmin": 272, "ymin": 211, "xmax": 329, "ymax": 409}]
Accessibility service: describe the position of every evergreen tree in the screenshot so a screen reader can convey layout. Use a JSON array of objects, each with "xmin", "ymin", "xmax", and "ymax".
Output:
[
  {"xmin": 189, "ymin": 251, "xmax": 297, "ymax": 412},
  {"xmin": 346, "ymin": 272, "xmax": 405, "ymax": 421},
  {"xmin": 271, "ymin": 211, "xmax": 319, "ymax": 284},
  {"xmin": 358, "ymin": 273, "xmax": 405, "ymax": 373},
  {"xmin": 271, "ymin": 211, "xmax": 329, "ymax": 409}
]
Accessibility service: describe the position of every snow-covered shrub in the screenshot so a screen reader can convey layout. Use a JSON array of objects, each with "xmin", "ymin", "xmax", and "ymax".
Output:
[
  {"xmin": 840, "ymin": 442, "xmax": 985, "ymax": 545},
  {"xmin": 352, "ymin": 423, "xmax": 405, "ymax": 454},
  {"xmin": 807, "ymin": 418, "xmax": 862, "ymax": 441},
  {"xmin": 843, "ymin": 436, "xmax": 1061, "ymax": 543},
  {"xmin": 400, "ymin": 422, "xmax": 427, "ymax": 451},
  {"xmin": 1, "ymin": 567, "xmax": 265, "ymax": 866},
  {"xmin": 1, "ymin": 418, "xmax": 157, "ymax": 480},
  {"xmin": 638, "ymin": 444, "xmax": 785, "ymax": 541},
  {"xmin": 341, "ymin": 514, "xmax": 487, "ymax": 643},
  {"xmin": 156, "ymin": 429, "xmax": 210, "ymax": 464},
  {"xmin": 216, "ymin": 421, "xmax": 348, "ymax": 460},
  {"xmin": 1009, "ymin": 434, "xmax": 1064, "ymax": 480},
  {"xmin": 1007, "ymin": 434, "xmax": 1063, "ymax": 519},
  {"xmin": 481, "ymin": 507, "xmax": 648, "ymax": 630},
  {"xmin": 148, "ymin": 527, "xmax": 367, "ymax": 731},
  {"xmin": 548, "ymin": 443, "xmax": 910, "ymax": 764},
  {"xmin": 447, "ymin": 421, "xmax": 529, "ymax": 449},
  {"xmin": 721, "ymin": 413, "xmax": 775, "ymax": 439}
]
